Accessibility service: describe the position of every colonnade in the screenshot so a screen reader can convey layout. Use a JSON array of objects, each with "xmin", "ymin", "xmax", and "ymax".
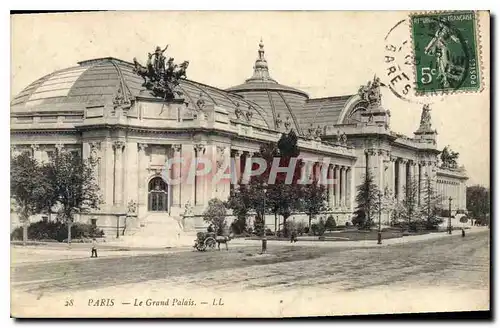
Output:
[
  {"xmin": 436, "ymin": 179, "xmax": 467, "ymax": 211},
  {"xmin": 232, "ymin": 150, "xmax": 353, "ymax": 210}
]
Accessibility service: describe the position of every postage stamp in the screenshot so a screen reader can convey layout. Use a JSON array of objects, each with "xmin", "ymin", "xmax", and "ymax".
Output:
[{"xmin": 410, "ymin": 11, "xmax": 482, "ymax": 95}]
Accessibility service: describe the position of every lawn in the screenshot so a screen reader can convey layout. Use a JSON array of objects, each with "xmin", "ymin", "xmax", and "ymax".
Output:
[{"xmin": 244, "ymin": 229, "xmax": 431, "ymax": 242}]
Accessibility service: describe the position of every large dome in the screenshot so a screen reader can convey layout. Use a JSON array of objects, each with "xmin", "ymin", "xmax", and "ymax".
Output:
[
  {"xmin": 11, "ymin": 57, "xmax": 271, "ymax": 128},
  {"xmin": 226, "ymin": 40, "xmax": 309, "ymax": 134}
]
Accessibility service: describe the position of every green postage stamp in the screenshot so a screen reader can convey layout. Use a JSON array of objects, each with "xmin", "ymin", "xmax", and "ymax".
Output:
[{"xmin": 411, "ymin": 11, "xmax": 481, "ymax": 95}]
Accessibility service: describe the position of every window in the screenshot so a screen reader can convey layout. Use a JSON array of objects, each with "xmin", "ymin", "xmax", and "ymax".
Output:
[
  {"xmin": 148, "ymin": 177, "xmax": 168, "ymax": 212},
  {"xmin": 90, "ymin": 219, "xmax": 97, "ymax": 227}
]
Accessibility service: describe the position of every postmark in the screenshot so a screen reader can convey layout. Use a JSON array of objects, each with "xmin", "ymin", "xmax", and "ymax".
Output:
[
  {"xmin": 410, "ymin": 11, "xmax": 482, "ymax": 95},
  {"xmin": 383, "ymin": 19, "xmax": 430, "ymax": 104}
]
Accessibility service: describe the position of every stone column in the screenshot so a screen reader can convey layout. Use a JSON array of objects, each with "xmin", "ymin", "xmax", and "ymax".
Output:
[
  {"xmin": 407, "ymin": 161, "xmax": 414, "ymax": 185},
  {"xmin": 113, "ymin": 141, "xmax": 125, "ymax": 207},
  {"xmin": 242, "ymin": 151, "xmax": 254, "ymax": 184},
  {"xmin": 338, "ymin": 166, "xmax": 344, "ymax": 207},
  {"xmin": 396, "ymin": 159, "xmax": 404, "ymax": 201},
  {"xmin": 172, "ymin": 144, "xmax": 182, "ymax": 207},
  {"xmin": 194, "ymin": 144, "xmax": 206, "ymax": 206},
  {"xmin": 417, "ymin": 163, "xmax": 423, "ymax": 205},
  {"xmin": 233, "ymin": 150, "xmax": 243, "ymax": 187},
  {"xmin": 328, "ymin": 164, "xmax": 334, "ymax": 209},
  {"xmin": 346, "ymin": 167, "xmax": 352, "ymax": 209},
  {"xmin": 342, "ymin": 167, "xmax": 347, "ymax": 208},
  {"xmin": 215, "ymin": 145, "xmax": 229, "ymax": 199},
  {"xmin": 315, "ymin": 162, "xmax": 322, "ymax": 185},
  {"xmin": 181, "ymin": 144, "xmax": 195, "ymax": 208},
  {"xmin": 383, "ymin": 157, "xmax": 390, "ymax": 192},
  {"xmin": 102, "ymin": 140, "xmax": 114, "ymax": 209},
  {"xmin": 124, "ymin": 141, "xmax": 138, "ymax": 209},
  {"xmin": 377, "ymin": 150, "xmax": 385, "ymax": 192},
  {"xmin": 89, "ymin": 142, "xmax": 101, "ymax": 189},
  {"xmin": 137, "ymin": 143, "xmax": 149, "ymax": 211},
  {"xmin": 334, "ymin": 165, "xmax": 341, "ymax": 208},
  {"xmin": 389, "ymin": 156, "xmax": 396, "ymax": 197}
]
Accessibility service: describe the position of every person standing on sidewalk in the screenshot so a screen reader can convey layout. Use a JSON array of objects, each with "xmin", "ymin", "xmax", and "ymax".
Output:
[{"xmin": 91, "ymin": 238, "xmax": 98, "ymax": 258}]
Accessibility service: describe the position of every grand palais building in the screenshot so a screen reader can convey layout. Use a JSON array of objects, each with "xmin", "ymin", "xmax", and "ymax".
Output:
[{"xmin": 10, "ymin": 41, "xmax": 469, "ymax": 245}]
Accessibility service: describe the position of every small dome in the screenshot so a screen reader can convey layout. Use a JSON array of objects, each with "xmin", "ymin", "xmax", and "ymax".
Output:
[{"xmin": 226, "ymin": 40, "xmax": 309, "ymax": 134}]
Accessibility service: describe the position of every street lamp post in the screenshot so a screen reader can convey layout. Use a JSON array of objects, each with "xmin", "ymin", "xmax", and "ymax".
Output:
[
  {"xmin": 377, "ymin": 190, "xmax": 382, "ymax": 245},
  {"xmin": 448, "ymin": 196, "xmax": 452, "ymax": 234}
]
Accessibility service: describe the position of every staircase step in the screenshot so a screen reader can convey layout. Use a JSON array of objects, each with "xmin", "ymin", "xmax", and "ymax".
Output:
[{"xmin": 121, "ymin": 213, "xmax": 196, "ymax": 247}]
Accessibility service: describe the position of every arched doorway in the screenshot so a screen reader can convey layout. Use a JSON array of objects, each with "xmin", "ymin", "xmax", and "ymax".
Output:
[{"xmin": 148, "ymin": 177, "xmax": 168, "ymax": 212}]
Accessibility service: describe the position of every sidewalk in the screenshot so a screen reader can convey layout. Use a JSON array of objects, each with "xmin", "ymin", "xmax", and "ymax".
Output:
[
  {"xmin": 230, "ymin": 226, "xmax": 489, "ymax": 248},
  {"xmin": 10, "ymin": 245, "xmax": 191, "ymax": 266}
]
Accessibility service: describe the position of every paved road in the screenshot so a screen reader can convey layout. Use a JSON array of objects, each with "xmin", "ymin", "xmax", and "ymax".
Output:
[{"xmin": 12, "ymin": 231, "xmax": 489, "ymax": 295}]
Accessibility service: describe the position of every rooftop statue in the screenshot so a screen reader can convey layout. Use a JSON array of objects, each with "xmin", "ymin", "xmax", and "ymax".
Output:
[
  {"xmin": 418, "ymin": 104, "xmax": 432, "ymax": 131},
  {"xmin": 358, "ymin": 75, "xmax": 383, "ymax": 109},
  {"xmin": 441, "ymin": 145, "xmax": 459, "ymax": 169},
  {"xmin": 132, "ymin": 45, "xmax": 189, "ymax": 100}
]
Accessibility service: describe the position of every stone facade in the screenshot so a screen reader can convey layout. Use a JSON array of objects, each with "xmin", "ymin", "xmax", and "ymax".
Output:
[{"xmin": 10, "ymin": 43, "xmax": 468, "ymax": 242}]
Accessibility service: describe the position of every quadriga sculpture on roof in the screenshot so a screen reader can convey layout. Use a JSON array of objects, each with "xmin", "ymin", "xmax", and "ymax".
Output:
[{"xmin": 132, "ymin": 45, "xmax": 190, "ymax": 100}]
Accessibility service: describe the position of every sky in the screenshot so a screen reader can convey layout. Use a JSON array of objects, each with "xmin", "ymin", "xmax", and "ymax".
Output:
[{"xmin": 10, "ymin": 11, "xmax": 490, "ymax": 186}]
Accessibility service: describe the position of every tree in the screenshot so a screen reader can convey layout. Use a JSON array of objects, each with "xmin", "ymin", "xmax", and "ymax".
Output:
[
  {"xmin": 401, "ymin": 177, "xmax": 422, "ymax": 231},
  {"xmin": 203, "ymin": 198, "xmax": 227, "ymax": 235},
  {"xmin": 352, "ymin": 170, "xmax": 380, "ymax": 229},
  {"xmin": 45, "ymin": 150, "xmax": 101, "ymax": 244},
  {"xmin": 10, "ymin": 152, "xmax": 52, "ymax": 245},
  {"xmin": 302, "ymin": 179, "xmax": 328, "ymax": 229},
  {"xmin": 380, "ymin": 187, "xmax": 397, "ymax": 225},
  {"xmin": 265, "ymin": 130, "xmax": 304, "ymax": 237},
  {"xmin": 325, "ymin": 215, "xmax": 336, "ymax": 232},
  {"xmin": 226, "ymin": 184, "xmax": 253, "ymax": 234},
  {"xmin": 467, "ymin": 185, "xmax": 490, "ymax": 224},
  {"xmin": 420, "ymin": 173, "xmax": 444, "ymax": 230},
  {"xmin": 227, "ymin": 131, "xmax": 304, "ymax": 238}
]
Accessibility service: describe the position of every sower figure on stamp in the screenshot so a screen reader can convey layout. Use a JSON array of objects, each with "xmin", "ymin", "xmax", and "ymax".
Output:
[{"xmin": 91, "ymin": 238, "xmax": 98, "ymax": 258}]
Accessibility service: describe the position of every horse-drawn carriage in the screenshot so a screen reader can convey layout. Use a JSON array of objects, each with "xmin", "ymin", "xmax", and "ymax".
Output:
[
  {"xmin": 193, "ymin": 231, "xmax": 233, "ymax": 251},
  {"xmin": 193, "ymin": 232, "xmax": 217, "ymax": 251}
]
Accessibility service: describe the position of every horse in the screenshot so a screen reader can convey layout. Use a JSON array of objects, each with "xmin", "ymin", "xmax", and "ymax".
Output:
[
  {"xmin": 173, "ymin": 61, "xmax": 189, "ymax": 80},
  {"xmin": 133, "ymin": 57, "xmax": 150, "ymax": 84},
  {"xmin": 215, "ymin": 233, "xmax": 234, "ymax": 251}
]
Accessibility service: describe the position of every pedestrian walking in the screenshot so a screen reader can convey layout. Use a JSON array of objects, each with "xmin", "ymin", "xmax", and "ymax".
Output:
[
  {"xmin": 91, "ymin": 238, "xmax": 98, "ymax": 258},
  {"xmin": 461, "ymin": 228, "xmax": 465, "ymax": 238}
]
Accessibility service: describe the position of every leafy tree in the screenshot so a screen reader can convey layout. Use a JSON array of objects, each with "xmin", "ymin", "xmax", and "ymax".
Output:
[
  {"xmin": 264, "ymin": 130, "xmax": 304, "ymax": 237},
  {"xmin": 325, "ymin": 215, "xmax": 336, "ymax": 232},
  {"xmin": 420, "ymin": 173, "xmax": 444, "ymax": 230},
  {"xmin": 45, "ymin": 150, "xmax": 101, "ymax": 244},
  {"xmin": 466, "ymin": 185, "xmax": 490, "ymax": 224},
  {"xmin": 227, "ymin": 131, "xmax": 304, "ymax": 238},
  {"xmin": 302, "ymin": 178, "xmax": 328, "ymax": 228},
  {"xmin": 203, "ymin": 198, "xmax": 227, "ymax": 235},
  {"xmin": 10, "ymin": 152, "xmax": 53, "ymax": 245},
  {"xmin": 295, "ymin": 220, "xmax": 306, "ymax": 235},
  {"xmin": 230, "ymin": 217, "xmax": 247, "ymax": 234},
  {"xmin": 352, "ymin": 170, "xmax": 380, "ymax": 229},
  {"xmin": 390, "ymin": 201, "xmax": 407, "ymax": 227},
  {"xmin": 311, "ymin": 217, "xmax": 327, "ymax": 236},
  {"xmin": 380, "ymin": 187, "xmax": 396, "ymax": 214},
  {"xmin": 401, "ymin": 177, "xmax": 422, "ymax": 231},
  {"xmin": 226, "ymin": 184, "xmax": 252, "ymax": 234},
  {"xmin": 253, "ymin": 215, "xmax": 265, "ymax": 236}
]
